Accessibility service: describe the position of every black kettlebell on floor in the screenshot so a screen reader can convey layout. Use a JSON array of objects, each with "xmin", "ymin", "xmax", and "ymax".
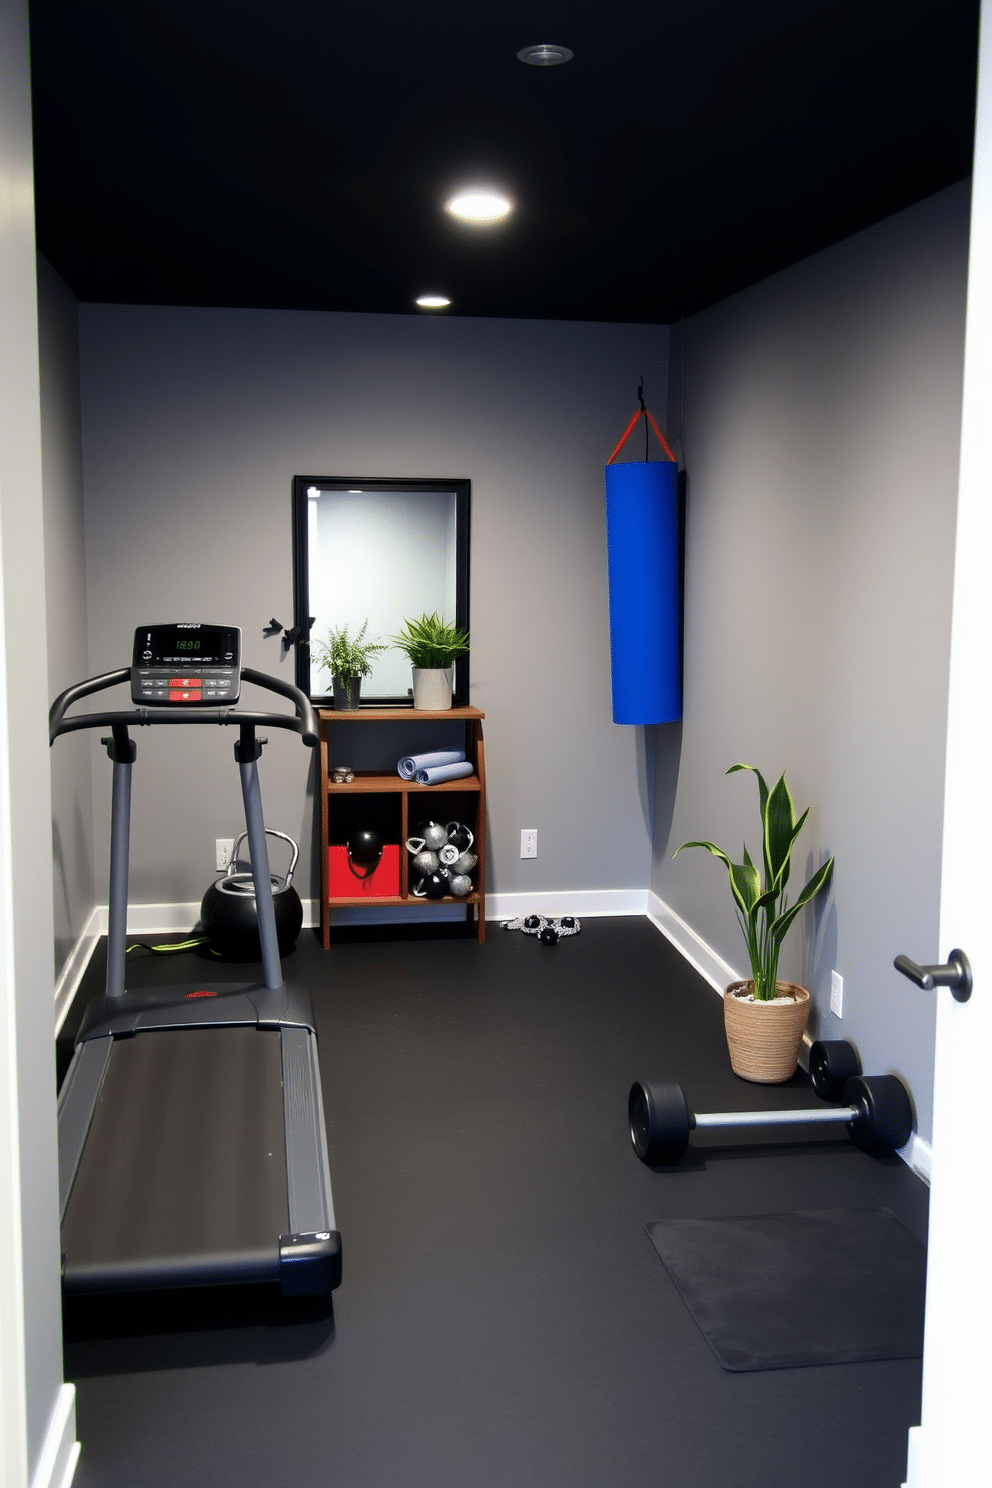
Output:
[{"xmin": 200, "ymin": 829, "xmax": 303, "ymax": 960}]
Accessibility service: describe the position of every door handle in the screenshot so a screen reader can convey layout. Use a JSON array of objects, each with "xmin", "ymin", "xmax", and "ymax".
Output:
[{"xmin": 894, "ymin": 948, "xmax": 972, "ymax": 1002}]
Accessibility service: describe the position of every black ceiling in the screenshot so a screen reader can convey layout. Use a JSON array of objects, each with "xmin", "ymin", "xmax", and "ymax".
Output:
[{"xmin": 28, "ymin": 0, "xmax": 981, "ymax": 324}]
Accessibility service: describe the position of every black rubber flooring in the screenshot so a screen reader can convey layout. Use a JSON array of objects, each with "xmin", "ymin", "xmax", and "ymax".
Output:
[{"xmin": 61, "ymin": 918, "xmax": 927, "ymax": 1488}]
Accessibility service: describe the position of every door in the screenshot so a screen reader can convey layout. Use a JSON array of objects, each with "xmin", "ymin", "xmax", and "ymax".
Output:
[{"xmin": 904, "ymin": 5, "xmax": 992, "ymax": 1481}]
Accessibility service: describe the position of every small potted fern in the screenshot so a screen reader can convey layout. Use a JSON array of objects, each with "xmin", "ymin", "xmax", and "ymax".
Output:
[
  {"xmin": 674, "ymin": 763, "xmax": 834, "ymax": 1082},
  {"xmin": 311, "ymin": 620, "xmax": 387, "ymax": 710},
  {"xmin": 392, "ymin": 612, "xmax": 469, "ymax": 711}
]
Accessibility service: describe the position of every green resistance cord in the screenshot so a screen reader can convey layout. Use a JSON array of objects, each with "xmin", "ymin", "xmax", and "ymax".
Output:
[{"xmin": 125, "ymin": 935, "xmax": 220, "ymax": 957}]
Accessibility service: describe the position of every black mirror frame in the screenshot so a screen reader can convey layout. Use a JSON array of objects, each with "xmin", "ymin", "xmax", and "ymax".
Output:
[{"xmin": 292, "ymin": 475, "xmax": 471, "ymax": 708}]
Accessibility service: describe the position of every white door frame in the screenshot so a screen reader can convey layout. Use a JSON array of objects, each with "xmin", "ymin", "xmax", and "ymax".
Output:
[{"xmin": 905, "ymin": 3, "xmax": 992, "ymax": 1481}]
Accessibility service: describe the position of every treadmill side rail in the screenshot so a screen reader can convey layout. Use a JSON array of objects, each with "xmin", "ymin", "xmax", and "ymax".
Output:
[
  {"xmin": 57, "ymin": 1037, "xmax": 113, "ymax": 1220},
  {"xmin": 280, "ymin": 1027, "xmax": 341, "ymax": 1294}
]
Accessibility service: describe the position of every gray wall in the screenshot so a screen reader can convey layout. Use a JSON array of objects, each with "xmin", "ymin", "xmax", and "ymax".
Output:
[
  {"xmin": 653, "ymin": 183, "xmax": 971, "ymax": 1143},
  {"xmin": 0, "ymin": 0, "xmax": 71, "ymax": 1477},
  {"xmin": 77, "ymin": 306, "xmax": 668, "ymax": 908},
  {"xmin": 37, "ymin": 256, "xmax": 95, "ymax": 980}
]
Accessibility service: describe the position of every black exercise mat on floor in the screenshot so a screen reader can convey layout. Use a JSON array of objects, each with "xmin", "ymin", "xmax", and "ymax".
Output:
[{"xmin": 645, "ymin": 1206, "xmax": 926, "ymax": 1372}]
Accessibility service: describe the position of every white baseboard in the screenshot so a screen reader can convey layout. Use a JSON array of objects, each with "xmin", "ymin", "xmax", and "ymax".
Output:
[
  {"xmin": 901, "ymin": 1130, "xmax": 932, "ymax": 1184},
  {"xmin": 646, "ymin": 890, "xmax": 744, "ymax": 992},
  {"xmin": 54, "ymin": 908, "xmax": 103, "ymax": 1034},
  {"xmin": 489, "ymin": 888, "xmax": 648, "ymax": 922},
  {"xmin": 31, "ymin": 1384, "xmax": 78, "ymax": 1488}
]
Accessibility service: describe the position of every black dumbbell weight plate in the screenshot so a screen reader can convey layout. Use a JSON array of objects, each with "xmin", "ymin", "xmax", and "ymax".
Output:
[
  {"xmin": 844, "ymin": 1074, "xmax": 913, "ymax": 1153},
  {"xmin": 809, "ymin": 1039, "xmax": 861, "ymax": 1101},
  {"xmin": 628, "ymin": 1081, "xmax": 691, "ymax": 1164}
]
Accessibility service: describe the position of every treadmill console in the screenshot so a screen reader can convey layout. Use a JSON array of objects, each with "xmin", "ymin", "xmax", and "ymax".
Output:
[{"xmin": 131, "ymin": 623, "xmax": 242, "ymax": 705}]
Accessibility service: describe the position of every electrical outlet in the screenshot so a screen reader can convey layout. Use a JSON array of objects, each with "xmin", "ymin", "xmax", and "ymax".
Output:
[
  {"xmin": 215, "ymin": 838, "xmax": 235, "ymax": 871},
  {"xmin": 520, "ymin": 829, "xmax": 538, "ymax": 859},
  {"xmin": 830, "ymin": 970, "xmax": 844, "ymax": 1018}
]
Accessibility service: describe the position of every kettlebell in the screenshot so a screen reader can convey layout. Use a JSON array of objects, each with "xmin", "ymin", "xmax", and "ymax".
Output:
[
  {"xmin": 348, "ymin": 824, "xmax": 383, "ymax": 875},
  {"xmin": 445, "ymin": 822, "xmax": 474, "ymax": 853},
  {"xmin": 200, "ymin": 829, "xmax": 303, "ymax": 960},
  {"xmin": 412, "ymin": 819, "xmax": 448, "ymax": 852}
]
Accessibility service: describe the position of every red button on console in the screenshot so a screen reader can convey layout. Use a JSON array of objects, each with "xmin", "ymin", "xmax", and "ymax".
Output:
[
  {"xmin": 169, "ymin": 677, "xmax": 201, "ymax": 687},
  {"xmin": 169, "ymin": 689, "xmax": 202, "ymax": 701}
]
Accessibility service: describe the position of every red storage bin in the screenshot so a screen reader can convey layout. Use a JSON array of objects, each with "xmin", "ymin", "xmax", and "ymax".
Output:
[{"xmin": 327, "ymin": 844, "xmax": 400, "ymax": 898}]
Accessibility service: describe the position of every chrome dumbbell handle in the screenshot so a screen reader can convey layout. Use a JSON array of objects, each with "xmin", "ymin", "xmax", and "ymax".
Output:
[
  {"xmin": 692, "ymin": 1105, "xmax": 859, "ymax": 1131},
  {"xmin": 894, "ymin": 948, "xmax": 972, "ymax": 1002}
]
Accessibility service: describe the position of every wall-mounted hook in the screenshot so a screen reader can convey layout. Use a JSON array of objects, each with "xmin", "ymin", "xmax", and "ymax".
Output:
[
  {"xmin": 263, "ymin": 617, "xmax": 284, "ymax": 637},
  {"xmin": 282, "ymin": 618, "xmax": 315, "ymax": 653}
]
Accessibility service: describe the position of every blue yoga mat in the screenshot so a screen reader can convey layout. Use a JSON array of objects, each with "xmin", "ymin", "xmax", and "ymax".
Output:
[
  {"xmin": 415, "ymin": 761, "xmax": 474, "ymax": 786},
  {"xmin": 397, "ymin": 750, "xmax": 465, "ymax": 780}
]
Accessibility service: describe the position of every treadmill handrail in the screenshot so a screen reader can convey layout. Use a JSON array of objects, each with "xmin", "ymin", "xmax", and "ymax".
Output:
[{"xmin": 49, "ymin": 665, "xmax": 319, "ymax": 747}]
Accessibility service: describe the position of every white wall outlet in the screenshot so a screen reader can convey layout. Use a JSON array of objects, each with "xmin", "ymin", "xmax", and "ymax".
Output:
[
  {"xmin": 520, "ymin": 828, "xmax": 538, "ymax": 859},
  {"xmin": 215, "ymin": 838, "xmax": 235, "ymax": 871},
  {"xmin": 830, "ymin": 970, "xmax": 844, "ymax": 1018}
]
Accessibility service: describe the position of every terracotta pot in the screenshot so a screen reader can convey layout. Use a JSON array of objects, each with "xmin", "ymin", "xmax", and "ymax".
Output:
[{"xmin": 723, "ymin": 980, "xmax": 811, "ymax": 1083}]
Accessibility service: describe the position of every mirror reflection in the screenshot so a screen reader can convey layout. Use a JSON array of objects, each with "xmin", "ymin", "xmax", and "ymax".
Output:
[{"xmin": 292, "ymin": 477, "xmax": 470, "ymax": 705}]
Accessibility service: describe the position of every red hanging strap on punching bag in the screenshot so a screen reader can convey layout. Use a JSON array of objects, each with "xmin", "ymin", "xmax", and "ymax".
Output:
[{"xmin": 607, "ymin": 383, "xmax": 676, "ymax": 464}]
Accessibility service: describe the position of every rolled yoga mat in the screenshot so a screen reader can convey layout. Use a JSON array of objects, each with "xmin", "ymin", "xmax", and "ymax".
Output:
[
  {"xmin": 415, "ymin": 761, "xmax": 474, "ymax": 786},
  {"xmin": 397, "ymin": 750, "xmax": 465, "ymax": 780}
]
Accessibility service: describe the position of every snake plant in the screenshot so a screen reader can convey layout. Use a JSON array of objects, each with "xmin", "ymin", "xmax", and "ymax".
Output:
[{"xmin": 674, "ymin": 764, "xmax": 834, "ymax": 1000}]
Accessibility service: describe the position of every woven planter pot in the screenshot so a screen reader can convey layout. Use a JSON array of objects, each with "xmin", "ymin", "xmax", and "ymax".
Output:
[{"xmin": 723, "ymin": 980, "xmax": 811, "ymax": 1083}]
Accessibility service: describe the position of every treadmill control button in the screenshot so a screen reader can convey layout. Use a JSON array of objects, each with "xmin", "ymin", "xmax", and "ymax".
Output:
[
  {"xmin": 169, "ymin": 689, "xmax": 201, "ymax": 701},
  {"xmin": 170, "ymin": 677, "xmax": 201, "ymax": 687}
]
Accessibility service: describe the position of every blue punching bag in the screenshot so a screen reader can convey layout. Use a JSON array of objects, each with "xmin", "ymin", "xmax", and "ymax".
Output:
[{"xmin": 604, "ymin": 458, "xmax": 681, "ymax": 724}]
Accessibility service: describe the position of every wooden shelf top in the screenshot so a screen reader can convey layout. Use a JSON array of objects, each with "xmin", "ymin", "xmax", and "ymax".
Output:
[
  {"xmin": 318, "ymin": 705, "xmax": 484, "ymax": 722},
  {"xmin": 327, "ymin": 770, "xmax": 480, "ymax": 794},
  {"xmin": 326, "ymin": 893, "xmax": 482, "ymax": 908}
]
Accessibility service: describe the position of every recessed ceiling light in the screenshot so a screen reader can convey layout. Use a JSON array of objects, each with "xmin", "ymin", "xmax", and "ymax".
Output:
[
  {"xmin": 445, "ymin": 189, "xmax": 513, "ymax": 225},
  {"xmin": 416, "ymin": 294, "xmax": 452, "ymax": 309},
  {"xmin": 517, "ymin": 43, "xmax": 573, "ymax": 67}
]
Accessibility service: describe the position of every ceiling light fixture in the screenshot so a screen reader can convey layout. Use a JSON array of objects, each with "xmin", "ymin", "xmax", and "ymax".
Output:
[
  {"xmin": 445, "ymin": 189, "xmax": 513, "ymax": 225},
  {"xmin": 517, "ymin": 43, "xmax": 573, "ymax": 67},
  {"xmin": 416, "ymin": 294, "xmax": 452, "ymax": 309}
]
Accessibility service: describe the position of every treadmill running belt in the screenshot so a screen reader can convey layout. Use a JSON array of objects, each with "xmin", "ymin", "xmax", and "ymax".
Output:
[{"xmin": 61, "ymin": 1026, "xmax": 289, "ymax": 1292}]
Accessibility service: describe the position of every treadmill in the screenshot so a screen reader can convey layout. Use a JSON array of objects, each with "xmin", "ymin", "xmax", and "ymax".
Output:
[{"xmin": 52, "ymin": 623, "xmax": 341, "ymax": 1298}]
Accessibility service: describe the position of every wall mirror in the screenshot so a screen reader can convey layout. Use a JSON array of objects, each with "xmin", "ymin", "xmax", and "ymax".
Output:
[{"xmin": 292, "ymin": 476, "xmax": 471, "ymax": 706}]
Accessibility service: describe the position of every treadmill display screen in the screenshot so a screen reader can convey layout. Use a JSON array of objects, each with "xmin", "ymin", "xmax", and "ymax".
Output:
[
  {"xmin": 131, "ymin": 624, "xmax": 243, "ymax": 705},
  {"xmin": 133, "ymin": 625, "xmax": 241, "ymax": 668}
]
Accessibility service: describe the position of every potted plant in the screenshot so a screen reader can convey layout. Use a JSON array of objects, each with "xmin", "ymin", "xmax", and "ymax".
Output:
[
  {"xmin": 674, "ymin": 763, "xmax": 834, "ymax": 1082},
  {"xmin": 311, "ymin": 620, "xmax": 387, "ymax": 710},
  {"xmin": 391, "ymin": 612, "xmax": 470, "ymax": 711}
]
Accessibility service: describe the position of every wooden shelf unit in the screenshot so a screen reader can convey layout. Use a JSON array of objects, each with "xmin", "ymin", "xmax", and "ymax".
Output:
[{"xmin": 317, "ymin": 706, "xmax": 486, "ymax": 947}]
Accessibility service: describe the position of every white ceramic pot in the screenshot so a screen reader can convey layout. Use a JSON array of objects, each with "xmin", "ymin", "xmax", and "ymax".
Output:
[{"xmin": 412, "ymin": 666, "xmax": 453, "ymax": 711}]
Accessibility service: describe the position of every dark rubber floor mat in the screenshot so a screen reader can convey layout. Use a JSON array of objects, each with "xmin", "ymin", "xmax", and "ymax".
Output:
[{"xmin": 645, "ymin": 1206, "xmax": 926, "ymax": 1371}]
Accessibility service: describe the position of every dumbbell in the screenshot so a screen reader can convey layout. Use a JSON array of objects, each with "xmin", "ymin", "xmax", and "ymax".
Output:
[
  {"xmin": 628, "ymin": 1073, "xmax": 912, "ymax": 1165},
  {"xmin": 808, "ymin": 1038, "xmax": 861, "ymax": 1101}
]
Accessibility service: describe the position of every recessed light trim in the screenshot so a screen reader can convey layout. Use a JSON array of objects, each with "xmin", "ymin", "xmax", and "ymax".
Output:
[
  {"xmin": 445, "ymin": 189, "xmax": 513, "ymax": 225},
  {"xmin": 416, "ymin": 294, "xmax": 452, "ymax": 309},
  {"xmin": 517, "ymin": 43, "xmax": 573, "ymax": 67}
]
